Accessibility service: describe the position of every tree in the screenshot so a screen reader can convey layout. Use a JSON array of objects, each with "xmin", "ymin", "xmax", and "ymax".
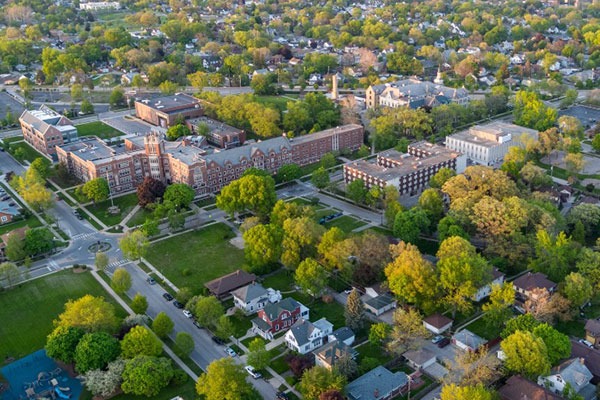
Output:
[
  {"xmin": 532, "ymin": 323, "xmax": 571, "ymax": 365},
  {"xmin": 276, "ymin": 164, "xmax": 302, "ymax": 183},
  {"xmin": 383, "ymin": 186, "xmax": 403, "ymax": 227},
  {"xmin": 12, "ymin": 168, "xmax": 53, "ymax": 212},
  {"xmin": 121, "ymin": 356, "xmax": 174, "ymax": 397},
  {"xmin": 82, "ymin": 359, "xmax": 125, "ymax": 398},
  {"xmin": 298, "ymin": 366, "xmax": 347, "ymax": 400},
  {"xmin": 334, "ymin": 353, "xmax": 358, "ymax": 380},
  {"xmin": 393, "ymin": 208, "xmax": 430, "ymax": 244},
  {"xmin": 137, "ymin": 177, "xmax": 166, "ymax": 208},
  {"xmin": 95, "ymin": 252, "xmax": 109, "ymax": 271},
  {"xmin": 247, "ymin": 338, "xmax": 270, "ymax": 370},
  {"xmin": 444, "ymin": 346, "xmax": 501, "ymax": 387},
  {"xmin": 530, "ymin": 230, "xmax": 577, "ymax": 282},
  {"xmin": 24, "ymin": 228, "xmax": 54, "ymax": 256},
  {"xmin": 311, "ymin": 167, "xmax": 330, "ymax": 189},
  {"xmin": 163, "ymin": 183, "xmax": 194, "ymax": 211},
  {"xmin": 215, "ymin": 315, "xmax": 235, "ymax": 340},
  {"xmin": 74, "ymin": 332, "xmax": 121, "ymax": 373},
  {"xmin": 430, "ymin": 168, "xmax": 456, "ymax": 189},
  {"xmin": 482, "ymin": 283, "xmax": 515, "ymax": 330},
  {"xmin": 501, "ymin": 314, "xmax": 541, "ymax": 338},
  {"xmin": 387, "ymin": 308, "xmax": 428, "ymax": 355},
  {"xmin": 119, "ymin": 230, "xmax": 149, "ymax": 260},
  {"xmin": 0, "ymin": 261, "xmax": 20, "ymax": 287},
  {"xmin": 295, "ymin": 258, "xmax": 328, "ymax": 298},
  {"xmin": 111, "ymin": 267, "xmax": 132, "ymax": 294},
  {"xmin": 564, "ymin": 153, "xmax": 585, "ymax": 176},
  {"xmin": 418, "ymin": 189, "xmax": 444, "ymax": 227},
  {"xmin": 176, "ymin": 287, "xmax": 193, "ymax": 305},
  {"xmin": 196, "ymin": 358, "xmax": 254, "ymax": 400},
  {"xmin": 30, "ymin": 157, "xmax": 51, "ymax": 180},
  {"xmin": 344, "ymin": 289, "xmax": 366, "ymax": 331},
  {"xmin": 175, "ymin": 332, "xmax": 194, "ymax": 357},
  {"xmin": 81, "ymin": 99, "xmax": 94, "ymax": 114},
  {"xmin": 109, "ymin": 88, "xmax": 125, "ymax": 108},
  {"xmin": 270, "ymin": 200, "xmax": 314, "ymax": 227},
  {"xmin": 369, "ymin": 322, "xmax": 392, "ymax": 346},
  {"xmin": 166, "ymin": 124, "xmax": 191, "ymax": 141},
  {"xmin": 319, "ymin": 390, "xmax": 345, "ymax": 400},
  {"xmin": 592, "ymin": 134, "xmax": 600, "ymax": 153},
  {"xmin": 5, "ymin": 233, "xmax": 26, "ymax": 262},
  {"xmin": 216, "ymin": 174, "xmax": 277, "ymax": 220},
  {"xmin": 242, "ymin": 224, "xmax": 282, "ymax": 272},
  {"xmin": 45, "ymin": 326, "xmax": 85, "ymax": 364},
  {"xmin": 281, "ymin": 217, "xmax": 324, "ymax": 269},
  {"xmin": 437, "ymin": 236, "xmax": 491, "ymax": 317},
  {"xmin": 152, "ymin": 312, "xmax": 174, "ymax": 338},
  {"xmin": 346, "ymin": 179, "xmax": 367, "ymax": 204},
  {"xmin": 167, "ymin": 209, "xmax": 185, "ymax": 232},
  {"xmin": 121, "ymin": 325, "xmax": 163, "ymax": 358},
  {"xmin": 141, "ymin": 218, "xmax": 159, "ymax": 237},
  {"xmin": 563, "ymin": 272, "xmax": 593, "ymax": 308},
  {"xmin": 437, "ymin": 216, "xmax": 469, "ymax": 242},
  {"xmin": 501, "ymin": 330, "xmax": 551, "ymax": 378},
  {"xmin": 513, "ymin": 90, "xmax": 557, "ymax": 131},
  {"xmin": 440, "ymin": 384, "xmax": 495, "ymax": 400},
  {"xmin": 251, "ymin": 74, "xmax": 276, "ymax": 95},
  {"xmin": 81, "ymin": 178, "xmax": 109, "ymax": 203},
  {"xmin": 131, "ymin": 293, "xmax": 148, "ymax": 315},
  {"xmin": 194, "ymin": 296, "xmax": 224, "ymax": 329},
  {"xmin": 55, "ymin": 295, "xmax": 118, "ymax": 332}
]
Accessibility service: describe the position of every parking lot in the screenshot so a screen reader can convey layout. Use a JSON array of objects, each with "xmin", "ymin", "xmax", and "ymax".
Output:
[
  {"xmin": 558, "ymin": 105, "xmax": 600, "ymax": 131},
  {"xmin": 0, "ymin": 92, "xmax": 25, "ymax": 121}
]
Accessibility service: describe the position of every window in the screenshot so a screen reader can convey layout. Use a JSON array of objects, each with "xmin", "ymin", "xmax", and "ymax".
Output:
[{"xmin": 1, "ymin": 216, "xmax": 7, "ymax": 222}]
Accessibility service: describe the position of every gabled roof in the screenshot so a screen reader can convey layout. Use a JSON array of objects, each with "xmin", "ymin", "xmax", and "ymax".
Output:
[
  {"xmin": 262, "ymin": 298, "xmax": 302, "ymax": 321},
  {"xmin": 513, "ymin": 272, "xmax": 557, "ymax": 292},
  {"xmin": 571, "ymin": 340, "xmax": 600, "ymax": 379},
  {"xmin": 331, "ymin": 327, "xmax": 355, "ymax": 343},
  {"xmin": 423, "ymin": 314, "xmax": 453, "ymax": 329},
  {"xmin": 499, "ymin": 375, "xmax": 562, "ymax": 400},
  {"xmin": 346, "ymin": 366, "xmax": 408, "ymax": 400},
  {"xmin": 204, "ymin": 269, "xmax": 257, "ymax": 297},
  {"xmin": 585, "ymin": 319, "xmax": 600, "ymax": 337},
  {"xmin": 402, "ymin": 348, "xmax": 436, "ymax": 365},
  {"xmin": 0, "ymin": 200, "xmax": 20, "ymax": 217},
  {"xmin": 453, "ymin": 329, "xmax": 485, "ymax": 349},
  {"xmin": 315, "ymin": 340, "xmax": 357, "ymax": 366},
  {"xmin": 364, "ymin": 293, "xmax": 396, "ymax": 310},
  {"xmin": 287, "ymin": 319, "xmax": 318, "ymax": 346},
  {"xmin": 547, "ymin": 358, "xmax": 593, "ymax": 390},
  {"xmin": 204, "ymin": 136, "xmax": 291, "ymax": 167},
  {"xmin": 231, "ymin": 282, "xmax": 268, "ymax": 303}
]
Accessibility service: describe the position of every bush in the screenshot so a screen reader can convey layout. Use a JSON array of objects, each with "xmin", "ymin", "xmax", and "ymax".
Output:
[
  {"xmin": 170, "ymin": 369, "xmax": 188, "ymax": 385},
  {"xmin": 181, "ymin": 268, "xmax": 191, "ymax": 277}
]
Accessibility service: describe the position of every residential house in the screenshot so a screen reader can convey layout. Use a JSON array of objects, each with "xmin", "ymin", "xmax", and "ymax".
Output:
[
  {"xmin": 284, "ymin": 318, "xmax": 333, "ymax": 354},
  {"xmin": 364, "ymin": 293, "xmax": 397, "ymax": 316},
  {"xmin": 585, "ymin": 319, "xmax": 600, "ymax": 348},
  {"xmin": 328, "ymin": 327, "xmax": 355, "ymax": 346},
  {"xmin": 473, "ymin": 269, "xmax": 505, "ymax": 302},
  {"xmin": 0, "ymin": 200, "xmax": 21, "ymax": 224},
  {"xmin": 204, "ymin": 269, "xmax": 257, "ymax": 300},
  {"xmin": 252, "ymin": 298, "xmax": 309, "ymax": 340},
  {"xmin": 513, "ymin": 272, "xmax": 557, "ymax": 311},
  {"xmin": 345, "ymin": 366, "xmax": 409, "ymax": 400},
  {"xmin": 315, "ymin": 340, "xmax": 358, "ymax": 370},
  {"xmin": 423, "ymin": 314, "xmax": 453, "ymax": 335},
  {"xmin": 537, "ymin": 358, "xmax": 595, "ymax": 399},
  {"xmin": 498, "ymin": 375, "xmax": 562, "ymax": 400},
  {"xmin": 402, "ymin": 349, "xmax": 437, "ymax": 370},
  {"xmin": 231, "ymin": 282, "xmax": 281, "ymax": 315},
  {"xmin": 452, "ymin": 329, "xmax": 486, "ymax": 352},
  {"xmin": 571, "ymin": 340, "xmax": 600, "ymax": 384}
]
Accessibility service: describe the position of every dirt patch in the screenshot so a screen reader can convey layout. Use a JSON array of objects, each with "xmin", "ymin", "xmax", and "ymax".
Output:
[
  {"xmin": 229, "ymin": 236, "xmax": 245, "ymax": 249},
  {"xmin": 72, "ymin": 267, "xmax": 89, "ymax": 274}
]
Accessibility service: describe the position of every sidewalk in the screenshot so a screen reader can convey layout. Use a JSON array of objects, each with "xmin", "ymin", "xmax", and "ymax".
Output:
[
  {"xmin": 120, "ymin": 204, "xmax": 141, "ymax": 228},
  {"xmin": 48, "ymin": 179, "xmax": 108, "ymax": 230}
]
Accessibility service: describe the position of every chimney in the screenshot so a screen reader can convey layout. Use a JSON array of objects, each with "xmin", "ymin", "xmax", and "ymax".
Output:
[
  {"xmin": 374, "ymin": 389, "xmax": 379, "ymax": 398},
  {"xmin": 580, "ymin": 357, "xmax": 585, "ymax": 365}
]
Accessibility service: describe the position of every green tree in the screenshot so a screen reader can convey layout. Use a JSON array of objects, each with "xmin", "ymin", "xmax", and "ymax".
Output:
[
  {"xmin": 215, "ymin": 315, "xmax": 235, "ymax": 340},
  {"xmin": 368, "ymin": 322, "xmax": 391, "ymax": 346},
  {"xmin": 482, "ymin": 283, "xmax": 515, "ymax": 330},
  {"xmin": 131, "ymin": 293, "xmax": 148, "ymax": 315},
  {"xmin": 532, "ymin": 323, "xmax": 571, "ymax": 365},
  {"xmin": 437, "ymin": 215, "xmax": 469, "ymax": 242},
  {"xmin": 242, "ymin": 224, "xmax": 282, "ymax": 272},
  {"xmin": 121, "ymin": 356, "xmax": 174, "ymax": 397},
  {"xmin": 196, "ymin": 358, "xmax": 254, "ymax": 400},
  {"xmin": 250, "ymin": 74, "xmax": 276, "ymax": 95},
  {"xmin": 387, "ymin": 308, "xmax": 428, "ymax": 355},
  {"xmin": 346, "ymin": 179, "xmax": 367, "ymax": 204},
  {"xmin": 119, "ymin": 230, "xmax": 149, "ymax": 260},
  {"xmin": 110, "ymin": 267, "xmax": 132, "ymax": 294},
  {"xmin": 141, "ymin": 218, "xmax": 160, "ymax": 237},
  {"xmin": 81, "ymin": 99, "xmax": 94, "ymax": 114},
  {"xmin": 383, "ymin": 186, "xmax": 403, "ymax": 227},
  {"xmin": 501, "ymin": 314, "xmax": 541, "ymax": 338},
  {"xmin": 12, "ymin": 168, "xmax": 53, "ymax": 212},
  {"xmin": 501, "ymin": 330, "xmax": 551, "ymax": 378},
  {"xmin": 393, "ymin": 209, "xmax": 430, "ymax": 244},
  {"xmin": 194, "ymin": 296, "xmax": 224, "ymax": 329},
  {"xmin": 429, "ymin": 168, "xmax": 456, "ymax": 189},
  {"xmin": 0, "ymin": 261, "xmax": 20, "ymax": 287},
  {"xmin": 295, "ymin": 258, "xmax": 328, "ymax": 298},
  {"xmin": 5, "ymin": 233, "xmax": 26, "ymax": 262},
  {"xmin": 55, "ymin": 294, "xmax": 118, "ymax": 332},
  {"xmin": 74, "ymin": 332, "xmax": 121, "ymax": 373},
  {"xmin": 24, "ymin": 227, "xmax": 54, "ymax": 256},
  {"xmin": 109, "ymin": 88, "xmax": 125, "ymax": 108},
  {"xmin": 81, "ymin": 178, "xmax": 109, "ymax": 203},
  {"xmin": 30, "ymin": 157, "xmax": 52, "ymax": 180},
  {"xmin": 152, "ymin": 312, "xmax": 174, "ymax": 338},
  {"xmin": 344, "ymin": 288, "xmax": 366, "ymax": 331},
  {"xmin": 440, "ymin": 384, "xmax": 495, "ymax": 400},
  {"xmin": 163, "ymin": 183, "xmax": 195, "ymax": 211},
  {"xmin": 121, "ymin": 325, "xmax": 163, "ymax": 358},
  {"xmin": 166, "ymin": 124, "xmax": 191, "ymax": 141},
  {"xmin": 45, "ymin": 326, "xmax": 85, "ymax": 364},
  {"xmin": 175, "ymin": 332, "xmax": 194, "ymax": 357},
  {"xmin": 530, "ymin": 230, "xmax": 577, "ymax": 282},
  {"xmin": 94, "ymin": 252, "xmax": 109, "ymax": 271},
  {"xmin": 563, "ymin": 272, "xmax": 593, "ymax": 307},
  {"xmin": 71, "ymin": 83, "xmax": 83, "ymax": 101},
  {"xmin": 281, "ymin": 217, "xmax": 325, "ymax": 269},
  {"xmin": 247, "ymin": 338, "xmax": 270, "ymax": 370},
  {"xmin": 418, "ymin": 189, "xmax": 444, "ymax": 227},
  {"xmin": 216, "ymin": 174, "xmax": 277, "ymax": 220},
  {"xmin": 311, "ymin": 167, "xmax": 330, "ymax": 189},
  {"xmin": 270, "ymin": 200, "xmax": 314, "ymax": 227},
  {"xmin": 513, "ymin": 90, "xmax": 558, "ymax": 131},
  {"xmin": 298, "ymin": 366, "xmax": 346, "ymax": 400},
  {"xmin": 592, "ymin": 133, "xmax": 600, "ymax": 153},
  {"xmin": 276, "ymin": 164, "xmax": 302, "ymax": 183},
  {"xmin": 176, "ymin": 287, "xmax": 193, "ymax": 305}
]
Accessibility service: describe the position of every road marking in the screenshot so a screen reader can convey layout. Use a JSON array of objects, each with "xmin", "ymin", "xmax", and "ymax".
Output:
[
  {"xmin": 48, "ymin": 259, "xmax": 60, "ymax": 271},
  {"xmin": 72, "ymin": 232, "xmax": 96, "ymax": 240}
]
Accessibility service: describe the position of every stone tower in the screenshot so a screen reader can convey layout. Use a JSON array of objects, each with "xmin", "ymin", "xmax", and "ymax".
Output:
[{"xmin": 331, "ymin": 74, "xmax": 339, "ymax": 101}]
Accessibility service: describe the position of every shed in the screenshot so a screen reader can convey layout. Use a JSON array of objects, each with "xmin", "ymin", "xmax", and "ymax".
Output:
[{"xmin": 423, "ymin": 314, "xmax": 453, "ymax": 335}]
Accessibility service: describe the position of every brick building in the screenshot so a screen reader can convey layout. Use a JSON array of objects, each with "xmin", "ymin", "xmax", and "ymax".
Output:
[
  {"xmin": 57, "ymin": 124, "xmax": 364, "ymax": 196},
  {"xmin": 343, "ymin": 141, "xmax": 465, "ymax": 196},
  {"xmin": 187, "ymin": 117, "xmax": 246, "ymax": 149},
  {"xmin": 19, "ymin": 105, "xmax": 78, "ymax": 156},
  {"xmin": 366, "ymin": 78, "xmax": 469, "ymax": 110},
  {"xmin": 135, "ymin": 93, "xmax": 204, "ymax": 128}
]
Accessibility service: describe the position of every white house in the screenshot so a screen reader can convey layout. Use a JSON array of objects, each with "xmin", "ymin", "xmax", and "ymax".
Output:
[
  {"xmin": 285, "ymin": 318, "xmax": 333, "ymax": 354},
  {"xmin": 423, "ymin": 314, "xmax": 453, "ymax": 335},
  {"xmin": 403, "ymin": 349, "xmax": 437, "ymax": 370},
  {"xmin": 473, "ymin": 269, "xmax": 505, "ymax": 302},
  {"xmin": 537, "ymin": 358, "xmax": 594, "ymax": 398},
  {"xmin": 231, "ymin": 283, "xmax": 281, "ymax": 315}
]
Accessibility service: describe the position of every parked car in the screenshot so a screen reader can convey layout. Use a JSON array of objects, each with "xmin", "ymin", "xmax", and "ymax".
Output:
[
  {"xmin": 431, "ymin": 335, "xmax": 444, "ymax": 344},
  {"xmin": 245, "ymin": 365, "xmax": 261, "ymax": 379},
  {"xmin": 193, "ymin": 320, "xmax": 202, "ymax": 329},
  {"xmin": 162, "ymin": 293, "xmax": 174, "ymax": 301},
  {"xmin": 173, "ymin": 301, "xmax": 184, "ymax": 309},
  {"xmin": 579, "ymin": 339, "xmax": 594, "ymax": 348},
  {"xmin": 276, "ymin": 392, "xmax": 289, "ymax": 400},
  {"xmin": 224, "ymin": 347, "xmax": 237, "ymax": 357},
  {"xmin": 212, "ymin": 336, "xmax": 225, "ymax": 345},
  {"xmin": 437, "ymin": 337, "xmax": 451, "ymax": 348},
  {"xmin": 146, "ymin": 277, "xmax": 156, "ymax": 285},
  {"xmin": 183, "ymin": 309, "xmax": 193, "ymax": 318}
]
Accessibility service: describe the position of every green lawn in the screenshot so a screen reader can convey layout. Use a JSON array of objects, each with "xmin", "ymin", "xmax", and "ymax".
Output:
[
  {"xmin": 230, "ymin": 312, "xmax": 253, "ymax": 338},
  {"xmin": 255, "ymin": 95, "xmax": 294, "ymax": 111},
  {"xmin": 262, "ymin": 269, "xmax": 296, "ymax": 292},
  {"xmin": 145, "ymin": 223, "xmax": 244, "ymax": 293},
  {"xmin": 323, "ymin": 215, "xmax": 367, "ymax": 233},
  {"xmin": 76, "ymin": 121, "xmax": 124, "ymax": 140},
  {"xmin": 85, "ymin": 193, "xmax": 139, "ymax": 226},
  {"xmin": 3, "ymin": 136, "xmax": 24, "ymax": 145},
  {"xmin": 126, "ymin": 207, "xmax": 153, "ymax": 227},
  {"xmin": 0, "ymin": 270, "xmax": 127, "ymax": 360},
  {"xmin": 0, "ymin": 214, "xmax": 43, "ymax": 236},
  {"xmin": 355, "ymin": 341, "xmax": 392, "ymax": 365},
  {"xmin": 8, "ymin": 141, "xmax": 43, "ymax": 163},
  {"xmin": 463, "ymin": 317, "xmax": 498, "ymax": 340},
  {"xmin": 303, "ymin": 298, "xmax": 346, "ymax": 330},
  {"xmin": 555, "ymin": 319, "xmax": 586, "ymax": 337},
  {"xmin": 270, "ymin": 356, "xmax": 290, "ymax": 375}
]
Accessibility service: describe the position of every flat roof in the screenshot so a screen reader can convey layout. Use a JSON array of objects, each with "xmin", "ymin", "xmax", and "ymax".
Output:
[
  {"xmin": 136, "ymin": 93, "xmax": 200, "ymax": 111},
  {"xmin": 58, "ymin": 137, "xmax": 127, "ymax": 162},
  {"xmin": 188, "ymin": 116, "xmax": 242, "ymax": 136},
  {"xmin": 290, "ymin": 124, "xmax": 362, "ymax": 145},
  {"xmin": 449, "ymin": 121, "xmax": 538, "ymax": 148}
]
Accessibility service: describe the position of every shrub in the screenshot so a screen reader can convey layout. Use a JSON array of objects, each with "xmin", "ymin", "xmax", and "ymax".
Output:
[
  {"xmin": 181, "ymin": 268, "xmax": 191, "ymax": 277},
  {"xmin": 171, "ymin": 369, "xmax": 188, "ymax": 385}
]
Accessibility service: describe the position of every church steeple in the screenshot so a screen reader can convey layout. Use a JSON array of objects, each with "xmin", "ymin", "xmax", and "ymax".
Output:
[{"xmin": 434, "ymin": 66, "xmax": 444, "ymax": 85}]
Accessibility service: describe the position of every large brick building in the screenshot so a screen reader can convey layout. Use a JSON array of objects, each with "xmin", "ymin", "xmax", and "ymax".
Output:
[
  {"xmin": 135, "ymin": 93, "xmax": 204, "ymax": 128},
  {"xmin": 19, "ymin": 106, "xmax": 78, "ymax": 156},
  {"xmin": 57, "ymin": 124, "xmax": 364, "ymax": 196},
  {"xmin": 343, "ymin": 141, "xmax": 465, "ymax": 196},
  {"xmin": 366, "ymin": 79, "xmax": 469, "ymax": 110}
]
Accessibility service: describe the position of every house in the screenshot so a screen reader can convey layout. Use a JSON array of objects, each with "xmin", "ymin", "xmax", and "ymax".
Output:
[
  {"xmin": 537, "ymin": 358, "xmax": 595, "ymax": 399},
  {"xmin": 513, "ymin": 272, "xmax": 557, "ymax": 308},
  {"xmin": 473, "ymin": 269, "xmax": 505, "ymax": 302},
  {"xmin": 423, "ymin": 314, "xmax": 453, "ymax": 335},
  {"xmin": 328, "ymin": 327, "xmax": 355, "ymax": 346},
  {"xmin": 315, "ymin": 340, "xmax": 358, "ymax": 370},
  {"xmin": 452, "ymin": 329, "xmax": 486, "ymax": 352},
  {"xmin": 585, "ymin": 319, "xmax": 600, "ymax": 348},
  {"xmin": 402, "ymin": 349, "xmax": 437, "ymax": 370},
  {"xmin": 121, "ymin": 72, "xmax": 136, "ymax": 85},
  {"xmin": 284, "ymin": 318, "xmax": 333, "ymax": 354},
  {"xmin": 252, "ymin": 298, "xmax": 309, "ymax": 340},
  {"xmin": 364, "ymin": 293, "xmax": 397, "ymax": 316},
  {"xmin": 0, "ymin": 200, "xmax": 21, "ymax": 224},
  {"xmin": 345, "ymin": 366, "xmax": 409, "ymax": 400},
  {"xmin": 231, "ymin": 282, "xmax": 281, "ymax": 315},
  {"xmin": 498, "ymin": 375, "xmax": 563, "ymax": 400},
  {"xmin": 204, "ymin": 270, "xmax": 257, "ymax": 300},
  {"xmin": 571, "ymin": 340, "xmax": 600, "ymax": 384}
]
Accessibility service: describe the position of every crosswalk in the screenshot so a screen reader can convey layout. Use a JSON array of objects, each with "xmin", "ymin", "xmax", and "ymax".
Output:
[
  {"xmin": 72, "ymin": 232, "xmax": 97, "ymax": 240},
  {"xmin": 105, "ymin": 259, "xmax": 130, "ymax": 274},
  {"xmin": 47, "ymin": 260, "xmax": 61, "ymax": 271}
]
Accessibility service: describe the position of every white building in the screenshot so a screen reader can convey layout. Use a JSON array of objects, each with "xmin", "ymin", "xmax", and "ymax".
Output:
[
  {"xmin": 79, "ymin": 1, "xmax": 120, "ymax": 9},
  {"xmin": 445, "ymin": 122, "xmax": 538, "ymax": 166},
  {"xmin": 231, "ymin": 283, "xmax": 282, "ymax": 315},
  {"xmin": 537, "ymin": 358, "xmax": 594, "ymax": 398},
  {"xmin": 473, "ymin": 269, "xmax": 505, "ymax": 302},
  {"xmin": 284, "ymin": 318, "xmax": 333, "ymax": 354}
]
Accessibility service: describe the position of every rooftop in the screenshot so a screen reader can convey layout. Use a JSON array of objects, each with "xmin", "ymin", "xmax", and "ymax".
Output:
[
  {"xmin": 289, "ymin": 124, "xmax": 362, "ymax": 145},
  {"xmin": 136, "ymin": 93, "xmax": 201, "ymax": 111},
  {"xmin": 453, "ymin": 329, "xmax": 486, "ymax": 349},
  {"xmin": 58, "ymin": 137, "xmax": 119, "ymax": 162},
  {"xmin": 188, "ymin": 117, "xmax": 242, "ymax": 136},
  {"xmin": 423, "ymin": 313, "xmax": 453, "ymax": 329},
  {"xmin": 231, "ymin": 282, "xmax": 268, "ymax": 303},
  {"xmin": 346, "ymin": 366, "xmax": 408, "ymax": 400},
  {"xmin": 585, "ymin": 319, "xmax": 600, "ymax": 337},
  {"xmin": 498, "ymin": 375, "xmax": 562, "ymax": 400},
  {"xmin": 513, "ymin": 272, "xmax": 557, "ymax": 292},
  {"xmin": 449, "ymin": 122, "xmax": 538, "ymax": 148},
  {"xmin": 204, "ymin": 269, "xmax": 257, "ymax": 297}
]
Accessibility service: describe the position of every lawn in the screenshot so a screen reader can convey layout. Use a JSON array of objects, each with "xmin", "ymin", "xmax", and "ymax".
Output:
[
  {"xmin": 76, "ymin": 121, "xmax": 124, "ymax": 140},
  {"xmin": 463, "ymin": 317, "xmax": 498, "ymax": 340},
  {"xmin": 355, "ymin": 341, "xmax": 392, "ymax": 365},
  {"xmin": 145, "ymin": 223, "xmax": 244, "ymax": 293},
  {"xmin": 262, "ymin": 269, "xmax": 296, "ymax": 292},
  {"xmin": 0, "ymin": 270, "xmax": 127, "ymax": 360},
  {"xmin": 323, "ymin": 215, "xmax": 367, "ymax": 233},
  {"xmin": 126, "ymin": 207, "xmax": 153, "ymax": 227},
  {"xmin": 304, "ymin": 299, "xmax": 346, "ymax": 330},
  {"xmin": 8, "ymin": 141, "xmax": 43, "ymax": 163},
  {"xmin": 0, "ymin": 214, "xmax": 43, "ymax": 236},
  {"xmin": 85, "ymin": 192, "xmax": 139, "ymax": 226},
  {"xmin": 255, "ymin": 95, "xmax": 294, "ymax": 112},
  {"xmin": 230, "ymin": 311, "xmax": 253, "ymax": 338},
  {"xmin": 270, "ymin": 356, "xmax": 290, "ymax": 374}
]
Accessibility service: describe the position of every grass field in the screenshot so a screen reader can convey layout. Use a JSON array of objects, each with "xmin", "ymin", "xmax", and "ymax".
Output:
[
  {"xmin": 463, "ymin": 317, "xmax": 498, "ymax": 340},
  {"xmin": 76, "ymin": 121, "xmax": 124, "ymax": 139},
  {"xmin": 85, "ymin": 193, "xmax": 138, "ymax": 226},
  {"xmin": 126, "ymin": 207, "xmax": 153, "ymax": 227},
  {"xmin": 0, "ymin": 270, "xmax": 127, "ymax": 360},
  {"xmin": 323, "ymin": 215, "xmax": 367, "ymax": 233},
  {"xmin": 255, "ymin": 95, "xmax": 295, "ymax": 112},
  {"xmin": 145, "ymin": 223, "xmax": 244, "ymax": 294},
  {"xmin": 0, "ymin": 214, "xmax": 43, "ymax": 236},
  {"xmin": 262, "ymin": 269, "xmax": 296, "ymax": 292},
  {"xmin": 9, "ymin": 141, "xmax": 42, "ymax": 163}
]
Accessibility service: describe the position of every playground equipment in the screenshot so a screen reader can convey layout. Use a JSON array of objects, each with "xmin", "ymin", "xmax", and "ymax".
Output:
[{"xmin": 54, "ymin": 387, "xmax": 70, "ymax": 399}]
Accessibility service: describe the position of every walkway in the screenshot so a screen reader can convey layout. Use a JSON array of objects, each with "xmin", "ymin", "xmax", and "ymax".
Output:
[{"xmin": 47, "ymin": 180, "xmax": 108, "ymax": 230}]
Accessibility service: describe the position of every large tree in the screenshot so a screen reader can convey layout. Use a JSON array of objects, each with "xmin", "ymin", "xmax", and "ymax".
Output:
[
  {"xmin": 45, "ymin": 326, "xmax": 85, "ymax": 364},
  {"xmin": 440, "ymin": 384, "xmax": 495, "ymax": 400},
  {"xmin": 121, "ymin": 356, "xmax": 174, "ymax": 397},
  {"xmin": 482, "ymin": 283, "xmax": 515, "ymax": 330},
  {"xmin": 216, "ymin": 174, "xmax": 277, "ymax": 220},
  {"xmin": 82, "ymin": 359, "xmax": 125, "ymax": 398},
  {"xmin": 0, "ymin": 261, "xmax": 20, "ymax": 287},
  {"xmin": 242, "ymin": 224, "xmax": 282, "ymax": 272},
  {"xmin": 152, "ymin": 311, "xmax": 174, "ymax": 338},
  {"xmin": 513, "ymin": 90, "xmax": 557, "ymax": 131},
  {"xmin": 24, "ymin": 227, "xmax": 54, "ymax": 256},
  {"xmin": 5, "ymin": 233, "xmax": 26, "ymax": 262},
  {"xmin": 164, "ymin": 183, "xmax": 195, "ymax": 211},
  {"xmin": 55, "ymin": 295, "xmax": 118, "ymax": 332},
  {"xmin": 30, "ymin": 157, "xmax": 52, "ymax": 180},
  {"xmin": 530, "ymin": 230, "xmax": 577, "ymax": 282},
  {"xmin": 121, "ymin": 326, "xmax": 163, "ymax": 359},
  {"xmin": 81, "ymin": 177, "xmax": 110, "ymax": 203},
  {"xmin": 501, "ymin": 330, "xmax": 551, "ymax": 378},
  {"xmin": 393, "ymin": 208, "xmax": 430, "ymax": 244},
  {"xmin": 194, "ymin": 296, "xmax": 224, "ymax": 329},
  {"xmin": 196, "ymin": 358, "xmax": 254, "ymax": 400},
  {"xmin": 281, "ymin": 217, "xmax": 324, "ymax": 269},
  {"xmin": 119, "ymin": 230, "xmax": 149, "ymax": 260},
  {"xmin": 344, "ymin": 289, "xmax": 366, "ymax": 331},
  {"xmin": 12, "ymin": 168, "xmax": 53, "ymax": 212},
  {"xmin": 74, "ymin": 332, "xmax": 121, "ymax": 373},
  {"xmin": 532, "ymin": 324, "xmax": 571, "ymax": 365},
  {"xmin": 298, "ymin": 366, "xmax": 346, "ymax": 400},
  {"xmin": 131, "ymin": 293, "xmax": 148, "ymax": 315},
  {"xmin": 136, "ymin": 177, "xmax": 166, "ymax": 208},
  {"xmin": 563, "ymin": 272, "xmax": 593, "ymax": 307},
  {"xmin": 418, "ymin": 188, "xmax": 444, "ymax": 227},
  {"xmin": 247, "ymin": 338, "xmax": 270, "ymax": 370},
  {"xmin": 387, "ymin": 308, "xmax": 428, "ymax": 355},
  {"xmin": 166, "ymin": 124, "xmax": 191, "ymax": 141},
  {"xmin": 295, "ymin": 258, "xmax": 328, "ymax": 298},
  {"xmin": 111, "ymin": 267, "xmax": 132, "ymax": 294}
]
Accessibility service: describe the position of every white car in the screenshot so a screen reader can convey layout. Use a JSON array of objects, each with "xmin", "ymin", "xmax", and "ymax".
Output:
[
  {"xmin": 225, "ymin": 347, "xmax": 237, "ymax": 357},
  {"xmin": 578, "ymin": 339, "xmax": 594, "ymax": 348},
  {"xmin": 183, "ymin": 310, "xmax": 193, "ymax": 318},
  {"xmin": 245, "ymin": 365, "xmax": 262, "ymax": 379}
]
